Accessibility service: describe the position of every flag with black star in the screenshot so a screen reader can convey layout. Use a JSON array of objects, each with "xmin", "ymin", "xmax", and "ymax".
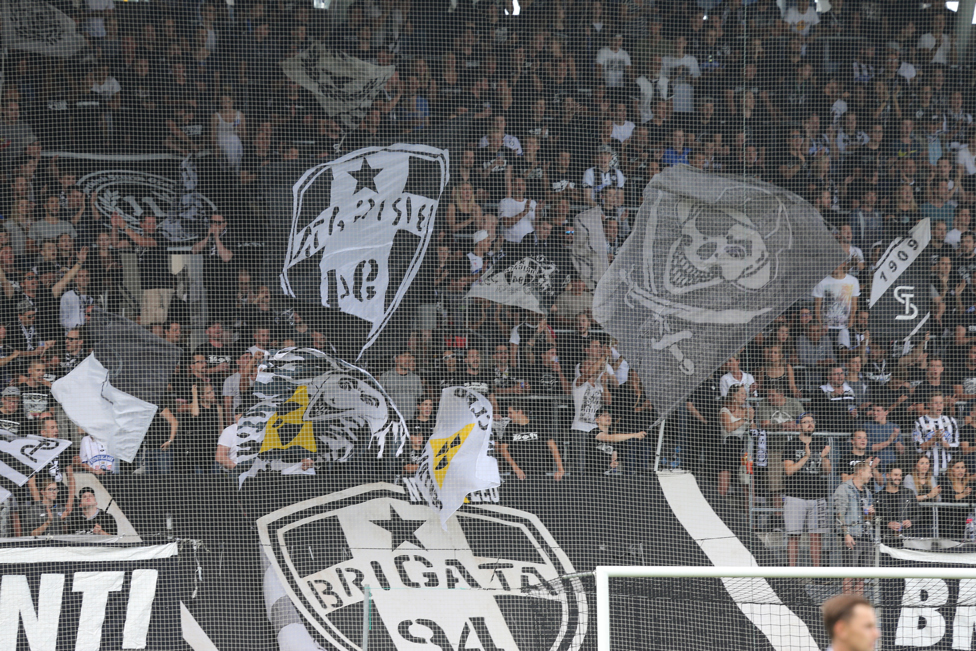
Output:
[
  {"xmin": 280, "ymin": 41, "xmax": 395, "ymax": 132},
  {"xmin": 280, "ymin": 145, "xmax": 450, "ymax": 359}
]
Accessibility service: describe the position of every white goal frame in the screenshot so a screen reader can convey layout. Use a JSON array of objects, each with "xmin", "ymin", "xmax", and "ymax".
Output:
[{"xmin": 595, "ymin": 565, "xmax": 976, "ymax": 651}]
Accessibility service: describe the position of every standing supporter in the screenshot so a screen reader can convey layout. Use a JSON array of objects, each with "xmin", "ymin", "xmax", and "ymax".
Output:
[
  {"xmin": 717, "ymin": 383, "xmax": 754, "ymax": 497},
  {"xmin": 783, "ymin": 413, "xmax": 832, "ymax": 567},
  {"xmin": 378, "ymin": 350, "xmax": 424, "ymax": 421},
  {"xmin": 875, "ymin": 465, "xmax": 916, "ymax": 542},
  {"xmin": 497, "ymin": 401, "xmax": 565, "ymax": 482},
  {"xmin": 904, "ymin": 454, "xmax": 940, "ymax": 536},
  {"xmin": 833, "ymin": 460, "xmax": 875, "ymax": 596},
  {"xmin": 912, "ymin": 393, "xmax": 959, "ymax": 479},
  {"xmin": 111, "ymin": 213, "xmax": 172, "ymax": 326}
]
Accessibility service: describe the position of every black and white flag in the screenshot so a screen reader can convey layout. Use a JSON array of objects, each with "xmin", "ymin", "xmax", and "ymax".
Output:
[
  {"xmin": 1, "ymin": 0, "xmax": 88, "ymax": 58},
  {"xmin": 868, "ymin": 218, "xmax": 932, "ymax": 344},
  {"xmin": 234, "ymin": 348, "xmax": 408, "ymax": 487},
  {"xmin": 0, "ymin": 434, "xmax": 72, "ymax": 502},
  {"xmin": 466, "ymin": 254, "xmax": 560, "ymax": 315},
  {"xmin": 571, "ymin": 206, "xmax": 610, "ymax": 289},
  {"xmin": 280, "ymin": 42, "xmax": 395, "ymax": 132},
  {"xmin": 280, "ymin": 145, "xmax": 448, "ymax": 358},
  {"xmin": 593, "ymin": 165, "xmax": 846, "ymax": 421}
]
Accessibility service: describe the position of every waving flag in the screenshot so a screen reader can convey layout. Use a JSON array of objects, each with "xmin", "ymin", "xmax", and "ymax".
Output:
[
  {"xmin": 1, "ymin": 0, "xmax": 87, "ymax": 57},
  {"xmin": 279, "ymin": 144, "xmax": 449, "ymax": 358},
  {"xmin": 415, "ymin": 387, "xmax": 501, "ymax": 527},
  {"xmin": 868, "ymin": 218, "xmax": 932, "ymax": 344},
  {"xmin": 0, "ymin": 434, "xmax": 72, "ymax": 502},
  {"xmin": 594, "ymin": 165, "xmax": 846, "ymax": 421},
  {"xmin": 281, "ymin": 43, "xmax": 395, "ymax": 132}
]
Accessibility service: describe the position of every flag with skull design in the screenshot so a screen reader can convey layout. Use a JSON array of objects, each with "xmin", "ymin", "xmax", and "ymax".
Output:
[{"xmin": 593, "ymin": 165, "xmax": 847, "ymax": 421}]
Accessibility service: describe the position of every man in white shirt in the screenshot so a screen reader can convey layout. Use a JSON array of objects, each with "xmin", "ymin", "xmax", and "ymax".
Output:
[
  {"xmin": 783, "ymin": 0, "xmax": 819, "ymax": 53},
  {"xmin": 917, "ymin": 13, "xmax": 952, "ymax": 66},
  {"xmin": 581, "ymin": 149, "xmax": 626, "ymax": 206},
  {"xmin": 595, "ymin": 34, "xmax": 632, "ymax": 91},
  {"xmin": 812, "ymin": 262, "xmax": 860, "ymax": 347},
  {"xmin": 80, "ymin": 433, "xmax": 116, "ymax": 475},
  {"xmin": 498, "ymin": 178, "xmax": 539, "ymax": 246},
  {"xmin": 660, "ymin": 36, "xmax": 701, "ymax": 115},
  {"xmin": 60, "ymin": 268, "xmax": 92, "ymax": 331},
  {"xmin": 610, "ymin": 103, "xmax": 635, "ymax": 144}
]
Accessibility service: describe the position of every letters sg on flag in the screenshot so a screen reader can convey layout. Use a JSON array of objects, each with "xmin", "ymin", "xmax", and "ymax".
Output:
[{"xmin": 415, "ymin": 387, "xmax": 501, "ymax": 527}]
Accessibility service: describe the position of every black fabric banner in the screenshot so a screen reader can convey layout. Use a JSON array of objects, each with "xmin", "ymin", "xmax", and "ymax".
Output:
[
  {"xmin": 0, "ymin": 542, "xmax": 182, "ymax": 651},
  {"xmin": 868, "ymin": 219, "xmax": 933, "ymax": 344}
]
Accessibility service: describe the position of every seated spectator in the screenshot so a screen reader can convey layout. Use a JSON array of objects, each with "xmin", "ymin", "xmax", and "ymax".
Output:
[
  {"xmin": 65, "ymin": 487, "xmax": 117, "ymax": 536},
  {"xmin": 497, "ymin": 401, "xmax": 565, "ymax": 482}
]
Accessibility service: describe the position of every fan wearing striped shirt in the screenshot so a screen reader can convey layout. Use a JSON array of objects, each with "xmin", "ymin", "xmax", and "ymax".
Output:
[{"xmin": 912, "ymin": 393, "xmax": 959, "ymax": 479}]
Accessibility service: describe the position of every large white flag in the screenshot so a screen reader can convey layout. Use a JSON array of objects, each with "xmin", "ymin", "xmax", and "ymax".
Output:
[
  {"xmin": 1, "ymin": 0, "xmax": 88, "ymax": 57},
  {"xmin": 0, "ymin": 434, "xmax": 72, "ymax": 502},
  {"xmin": 415, "ymin": 387, "xmax": 500, "ymax": 527},
  {"xmin": 52, "ymin": 353, "xmax": 158, "ymax": 463}
]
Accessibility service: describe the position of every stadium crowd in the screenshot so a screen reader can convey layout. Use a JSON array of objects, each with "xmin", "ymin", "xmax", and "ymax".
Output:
[{"xmin": 0, "ymin": 0, "xmax": 973, "ymax": 560}]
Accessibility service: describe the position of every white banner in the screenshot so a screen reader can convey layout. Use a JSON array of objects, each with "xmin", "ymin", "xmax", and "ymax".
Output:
[
  {"xmin": 465, "ymin": 254, "xmax": 560, "ymax": 315},
  {"xmin": 415, "ymin": 387, "xmax": 500, "ymax": 527},
  {"xmin": 1, "ymin": 0, "xmax": 87, "ymax": 57},
  {"xmin": 51, "ymin": 353, "xmax": 158, "ymax": 463},
  {"xmin": 571, "ymin": 206, "xmax": 610, "ymax": 289},
  {"xmin": 280, "ymin": 42, "xmax": 395, "ymax": 131}
]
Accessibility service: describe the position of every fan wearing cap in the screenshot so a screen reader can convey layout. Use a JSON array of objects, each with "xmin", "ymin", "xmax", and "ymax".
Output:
[
  {"xmin": 65, "ymin": 486, "xmax": 118, "ymax": 536},
  {"xmin": 466, "ymin": 229, "xmax": 497, "ymax": 276}
]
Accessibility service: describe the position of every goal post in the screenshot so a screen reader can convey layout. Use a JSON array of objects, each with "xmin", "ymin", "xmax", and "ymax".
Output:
[{"xmin": 595, "ymin": 566, "xmax": 976, "ymax": 651}]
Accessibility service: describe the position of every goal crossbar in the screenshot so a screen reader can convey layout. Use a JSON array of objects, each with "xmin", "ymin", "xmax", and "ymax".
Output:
[{"xmin": 595, "ymin": 566, "xmax": 976, "ymax": 651}]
